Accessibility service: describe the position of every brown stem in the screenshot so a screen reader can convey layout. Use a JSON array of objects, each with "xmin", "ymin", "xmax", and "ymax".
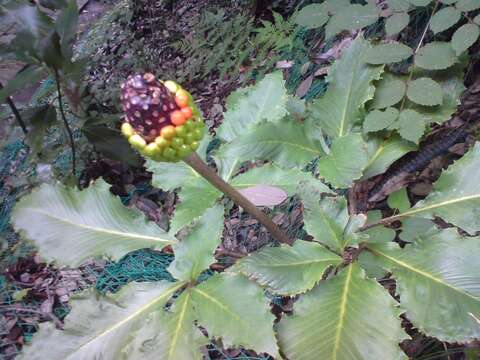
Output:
[
  {"xmin": 0, "ymin": 83, "xmax": 28, "ymax": 135},
  {"xmin": 184, "ymin": 152, "xmax": 292, "ymax": 245}
]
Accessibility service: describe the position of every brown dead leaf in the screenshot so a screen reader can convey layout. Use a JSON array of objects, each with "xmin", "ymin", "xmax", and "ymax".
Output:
[
  {"xmin": 238, "ymin": 185, "xmax": 288, "ymax": 207},
  {"xmin": 295, "ymin": 75, "xmax": 314, "ymax": 99}
]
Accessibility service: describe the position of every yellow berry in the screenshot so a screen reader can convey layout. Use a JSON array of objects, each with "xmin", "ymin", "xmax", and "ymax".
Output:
[
  {"xmin": 129, "ymin": 134, "xmax": 146, "ymax": 149},
  {"xmin": 161, "ymin": 125, "xmax": 176, "ymax": 140},
  {"xmin": 155, "ymin": 136, "xmax": 170, "ymax": 148},
  {"xmin": 121, "ymin": 122, "xmax": 135, "ymax": 137},
  {"xmin": 143, "ymin": 142, "xmax": 160, "ymax": 156},
  {"xmin": 164, "ymin": 80, "xmax": 178, "ymax": 93}
]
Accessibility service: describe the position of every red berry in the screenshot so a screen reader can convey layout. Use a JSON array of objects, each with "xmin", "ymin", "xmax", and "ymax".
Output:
[
  {"xmin": 181, "ymin": 107, "xmax": 193, "ymax": 119},
  {"xmin": 171, "ymin": 110, "xmax": 186, "ymax": 126}
]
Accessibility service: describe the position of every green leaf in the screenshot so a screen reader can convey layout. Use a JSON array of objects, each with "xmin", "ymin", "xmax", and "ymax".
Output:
[
  {"xmin": 303, "ymin": 195, "xmax": 359, "ymax": 252},
  {"xmin": 415, "ymin": 42, "xmax": 457, "ymax": 70},
  {"xmin": 19, "ymin": 281, "xmax": 185, "ymax": 360},
  {"xmin": 364, "ymin": 43, "xmax": 413, "ymax": 64},
  {"xmin": 324, "ymin": 0, "xmax": 351, "ymax": 13},
  {"xmin": 235, "ymin": 240, "xmax": 342, "ymax": 295},
  {"xmin": 0, "ymin": 66, "xmax": 45, "ymax": 103},
  {"xmin": 456, "ymin": 0, "xmax": 480, "ymax": 11},
  {"xmin": 23, "ymin": 105, "xmax": 57, "ymax": 154},
  {"xmin": 397, "ymin": 109, "xmax": 425, "ymax": 144},
  {"xmin": 216, "ymin": 72, "xmax": 287, "ymax": 142},
  {"xmin": 363, "ymin": 135, "xmax": 416, "ymax": 179},
  {"xmin": 215, "ymin": 118, "xmax": 323, "ymax": 180},
  {"xmin": 124, "ymin": 290, "xmax": 206, "ymax": 360},
  {"xmin": 440, "ymin": 0, "xmax": 458, "ymax": 4},
  {"xmin": 371, "ymin": 73, "xmax": 407, "ymax": 109},
  {"xmin": 55, "ymin": 0, "xmax": 78, "ymax": 58},
  {"xmin": 364, "ymin": 107, "xmax": 399, "ymax": 133},
  {"xmin": 367, "ymin": 229, "xmax": 480, "ymax": 342},
  {"xmin": 277, "ymin": 264, "xmax": 407, "ymax": 360},
  {"xmin": 168, "ymin": 205, "xmax": 224, "ymax": 282},
  {"xmin": 409, "ymin": 0, "xmax": 432, "ymax": 5},
  {"xmin": 387, "ymin": 188, "xmax": 411, "ymax": 212},
  {"xmin": 387, "ymin": 0, "xmax": 411, "ymax": 11},
  {"xmin": 295, "ymin": 4, "xmax": 329, "ymax": 29},
  {"xmin": 429, "ymin": 6, "xmax": 461, "ymax": 33},
  {"xmin": 11, "ymin": 180, "xmax": 175, "ymax": 266},
  {"xmin": 170, "ymin": 177, "xmax": 222, "ymax": 234},
  {"xmin": 318, "ymin": 133, "xmax": 369, "ymax": 188},
  {"xmin": 231, "ymin": 164, "xmax": 333, "ymax": 195},
  {"xmin": 385, "ymin": 13, "xmax": 410, "ymax": 35},
  {"xmin": 394, "ymin": 143, "xmax": 480, "ymax": 234},
  {"xmin": 325, "ymin": 4, "xmax": 380, "ymax": 40},
  {"xmin": 399, "ymin": 217, "xmax": 435, "ymax": 242},
  {"xmin": 192, "ymin": 273, "xmax": 278, "ymax": 357},
  {"xmin": 474, "ymin": 13, "xmax": 480, "ymax": 24},
  {"xmin": 451, "ymin": 23, "xmax": 480, "ymax": 55},
  {"xmin": 310, "ymin": 36, "xmax": 383, "ymax": 138},
  {"xmin": 406, "ymin": 77, "xmax": 443, "ymax": 106}
]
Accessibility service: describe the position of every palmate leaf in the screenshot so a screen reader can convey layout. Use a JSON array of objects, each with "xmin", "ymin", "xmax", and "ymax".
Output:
[
  {"xmin": 277, "ymin": 263, "xmax": 407, "ymax": 360},
  {"xmin": 309, "ymin": 36, "xmax": 383, "ymax": 139},
  {"xmin": 168, "ymin": 205, "xmax": 224, "ymax": 282},
  {"xmin": 393, "ymin": 142, "xmax": 480, "ymax": 234},
  {"xmin": 19, "ymin": 281, "xmax": 185, "ymax": 360},
  {"xmin": 191, "ymin": 273, "xmax": 279, "ymax": 357},
  {"xmin": 235, "ymin": 240, "xmax": 342, "ymax": 295},
  {"xmin": 367, "ymin": 229, "xmax": 480, "ymax": 342},
  {"xmin": 11, "ymin": 180, "xmax": 175, "ymax": 266},
  {"xmin": 216, "ymin": 72, "xmax": 287, "ymax": 142}
]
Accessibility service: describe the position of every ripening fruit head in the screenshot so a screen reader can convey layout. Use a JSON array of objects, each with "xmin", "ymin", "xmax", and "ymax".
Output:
[{"xmin": 120, "ymin": 73, "xmax": 205, "ymax": 162}]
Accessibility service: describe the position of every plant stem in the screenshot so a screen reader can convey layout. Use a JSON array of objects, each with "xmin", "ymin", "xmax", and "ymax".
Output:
[
  {"xmin": 184, "ymin": 152, "xmax": 292, "ymax": 245},
  {"xmin": 0, "ymin": 83, "xmax": 28, "ymax": 135},
  {"xmin": 54, "ymin": 69, "xmax": 77, "ymax": 180}
]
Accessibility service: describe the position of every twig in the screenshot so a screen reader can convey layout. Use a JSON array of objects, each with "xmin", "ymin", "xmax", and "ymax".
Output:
[
  {"xmin": 0, "ymin": 82, "xmax": 28, "ymax": 135},
  {"xmin": 184, "ymin": 152, "xmax": 292, "ymax": 245},
  {"xmin": 54, "ymin": 69, "xmax": 77, "ymax": 181}
]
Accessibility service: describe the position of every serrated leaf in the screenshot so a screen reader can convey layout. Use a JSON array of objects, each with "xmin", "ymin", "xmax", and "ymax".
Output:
[
  {"xmin": 325, "ymin": 4, "xmax": 380, "ymax": 40},
  {"xmin": 399, "ymin": 217, "xmax": 435, "ymax": 242},
  {"xmin": 192, "ymin": 273, "xmax": 278, "ymax": 357},
  {"xmin": 367, "ymin": 229, "xmax": 480, "ymax": 342},
  {"xmin": 456, "ymin": 0, "xmax": 480, "ymax": 11},
  {"xmin": 168, "ymin": 205, "xmax": 224, "ymax": 282},
  {"xmin": 365, "ymin": 43, "xmax": 413, "ymax": 64},
  {"xmin": 415, "ymin": 42, "xmax": 457, "ymax": 70},
  {"xmin": 295, "ymin": 3, "xmax": 329, "ymax": 29},
  {"xmin": 11, "ymin": 180, "xmax": 175, "ymax": 266},
  {"xmin": 19, "ymin": 282, "xmax": 185, "ymax": 360},
  {"xmin": 303, "ymin": 195, "xmax": 358, "ymax": 252},
  {"xmin": 318, "ymin": 133, "xmax": 369, "ymax": 188},
  {"xmin": 393, "ymin": 143, "xmax": 480, "ymax": 234},
  {"xmin": 371, "ymin": 73, "xmax": 407, "ymax": 109},
  {"xmin": 215, "ymin": 118, "xmax": 323, "ymax": 180},
  {"xmin": 236, "ymin": 240, "xmax": 342, "ymax": 295},
  {"xmin": 231, "ymin": 164, "xmax": 333, "ymax": 195},
  {"xmin": 397, "ymin": 109, "xmax": 425, "ymax": 144},
  {"xmin": 364, "ymin": 107, "xmax": 399, "ymax": 133},
  {"xmin": 451, "ymin": 23, "xmax": 480, "ymax": 55},
  {"xmin": 170, "ymin": 177, "xmax": 222, "ymax": 234},
  {"xmin": 310, "ymin": 36, "xmax": 383, "ymax": 138},
  {"xmin": 430, "ymin": 6, "xmax": 461, "ymax": 33},
  {"xmin": 385, "ymin": 13, "xmax": 410, "ymax": 35},
  {"xmin": 406, "ymin": 77, "xmax": 443, "ymax": 106},
  {"xmin": 387, "ymin": 188, "xmax": 411, "ymax": 212},
  {"xmin": 387, "ymin": 0, "xmax": 410, "ymax": 11},
  {"xmin": 124, "ymin": 290, "xmax": 206, "ymax": 360},
  {"xmin": 277, "ymin": 263, "xmax": 407, "ymax": 360},
  {"xmin": 363, "ymin": 135, "xmax": 417, "ymax": 179},
  {"xmin": 216, "ymin": 72, "xmax": 287, "ymax": 142}
]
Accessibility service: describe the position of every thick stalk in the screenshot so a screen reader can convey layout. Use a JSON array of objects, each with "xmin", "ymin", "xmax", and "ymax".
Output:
[{"xmin": 184, "ymin": 152, "xmax": 292, "ymax": 245}]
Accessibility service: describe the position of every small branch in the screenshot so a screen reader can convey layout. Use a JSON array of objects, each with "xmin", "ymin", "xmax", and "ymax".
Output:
[
  {"xmin": 184, "ymin": 152, "xmax": 292, "ymax": 245},
  {"xmin": 54, "ymin": 69, "xmax": 77, "ymax": 181},
  {"xmin": 0, "ymin": 82, "xmax": 28, "ymax": 135}
]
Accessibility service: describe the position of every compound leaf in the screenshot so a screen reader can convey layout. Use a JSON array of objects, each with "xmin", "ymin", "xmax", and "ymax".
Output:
[
  {"xmin": 364, "ymin": 107, "xmax": 399, "ymax": 133},
  {"xmin": 325, "ymin": 4, "xmax": 380, "ymax": 40},
  {"xmin": 406, "ymin": 77, "xmax": 443, "ymax": 106},
  {"xmin": 451, "ymin": 23, "xmax": 480, "ymax": 55},
  {"xmin": 11, "ymin": 180, "xmax": 175, "ymax": 266},
  {"xmin": 415, "ymin": 42, "xmax": 457, "ymax": 70},
  {"xmin": 364, "ymin": 43, "xmax": 413, "ymax": 64},
  {"xmin": 430, "ymin": 6, "xmax": 461, "ymax": 33},
  {"xmin": 371, "ymin": 73, "xmax": 407, "ymax": 109},
  {"xmin": 277, "ymin": 264, "xmax": 407, "ymax": 360},
  {"xmin": 385, "ymin": 13, "xmax": 410, "ymax": 35},
  {"xmin": 397, "ymin": 109, "xmax": 425, "ymax": 144}
]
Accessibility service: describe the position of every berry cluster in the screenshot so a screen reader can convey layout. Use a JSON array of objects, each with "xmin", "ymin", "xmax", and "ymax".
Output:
[{"xmin": 120, "ymin": 73, "xmax": 205, "ymax": 162}]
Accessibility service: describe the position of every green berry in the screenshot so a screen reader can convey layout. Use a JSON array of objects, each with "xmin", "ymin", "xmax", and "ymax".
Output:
[
  {"xmin": 194, "ymin": 120, "xmax": 205, "ymax": 129},
  {"xmin": 177, "ymin": 144, "xmax": 192, "ymax": 158},
  {"xmin": 184, "ymin": 133, "xmax": 195, "ymax": 145},
  {"xmin": 175, "ymin": 125, "xmax": 188, "ymax": 138},
  {"xmin": 155, "ymin": 136, "xmax": 170, "ymax": 148},
  {"xmin": 190, "ymin": 141, "xmax": 200, "ymax": 151},
  {"xmin": 143, "ymin": 142, "xmax": 160, "ymax": 156},
  {"xmin": 163, "ymin": 147, "xmax": 177, "ymax": 160},
  {"xmin": 171, "ymin": 137, "xmax": 184, "ymax": 149},
  {"xmin": 185, "ymin": 119, "xmax": 195, "ymax": 130},
  {"xmin": 193, "ymin": 128, "xmax": 204, "ymax": 140},
  {"xmin": 129, "ymin": 134, "xmax": 146, "ymax": 149}
]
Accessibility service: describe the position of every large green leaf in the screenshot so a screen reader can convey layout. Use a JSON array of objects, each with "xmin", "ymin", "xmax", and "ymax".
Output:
[
  {"xmin": 391, "ymin": 142, "xmax": 480, "ymax": 234},
  {"xmin": 11, "ymin": 180, "xmax": 175, "ymax": 266},
  {"xmin": 215, "ymin": 118, "xmax": 323, "ymax": 180},
  {"xmin": 191, "ymin": 273, "xmax": 278, "ymax": 357},
  {"xmin": 216, "ymin": 72, "xmax": 287, "ymax": 142},
  {"xmin": 309, "ymin": 36, "xmax": 383, "ymax": 138},
  {"xmin": 367, "ymin": 229, "xmax": 480, "ymax": 342},
  {"xmin": 231, "ymin": 164, "xmax": 333, "ymax": 195},
  {"xmin": 362, "ymin": 135, "xmax": 416, "ymax": 179},
  {"xmin": 277, "ymin": 264, "xmax": 407, "ymax": 360},
  {"xmin": 317, "ymin": 133, "xmax": 369, "ymax": 188},
  {"xmin": 235, "ymin": 240, "xmax": 342, "ymax": 295},
  {"xmin": 19, "ymin": 281, "xmax": 185, "ymax": 360},
  {"xmin": 168, "ymin": 205, "xmax": 224, "ymax": 282},
  {"xmin": 123, "ymin": 290, "xmax": 206, "ymax": 360}
]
